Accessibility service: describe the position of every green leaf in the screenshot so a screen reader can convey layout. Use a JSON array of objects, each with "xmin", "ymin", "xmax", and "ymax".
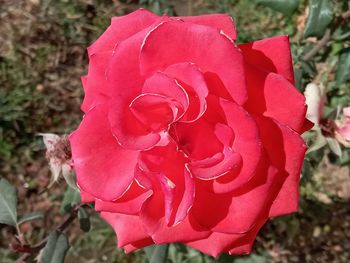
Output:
[
  {"xmin": 41, "ymin": 231, "xmax": 69, "ymax": 263},
  {"xmin": 18, "ymin": 211, "xmax": 44, "ymax": 225},
  {"xmin": 234, "ymin": 254, "xmax": 267, "ymax": 263},
  {"xmin": 304, "ymin": 0, "xmax": 333, "ymax": 38},
  {"xmin": 60, "ymin": 186, "xmax": 81, "ymax": 214},
  {"xmin": 78, "ymin": 207, "xmax": 90, "ymax": 232},
  {"xmin": 335, "ymin": 48, "xmax": 350, "ymax": 84},
  {"xmin": 145, "ymin": 244, "xmax": 169, "ymax": 263},
  {"xmin": 0, "ymin": 177, "xmax": 17, "ymax": 226},
  {"xmin": 326, "ymin": 137, "xmax": 342, "ymax": 157},
  {"xmin": 256, "ymin": 0, "xmax": 299, "ymax": 15}
]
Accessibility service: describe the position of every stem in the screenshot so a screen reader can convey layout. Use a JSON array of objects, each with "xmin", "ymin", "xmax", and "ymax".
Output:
[
  {"xmin": 302, "ymin": 10, "xmax": 350, "ymax": 61},
  {"xmin": 14, "ymin": 204, "xmax": 84, "ymax": 263}
]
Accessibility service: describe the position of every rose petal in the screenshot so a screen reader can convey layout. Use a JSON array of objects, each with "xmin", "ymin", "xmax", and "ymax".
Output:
[
  {"xmin": 178, "ymin": 14, "xmax": 237, "ymax": 41},
  {"xmin": 130, "ymin": 93, "xmax": 182, "ymax": 132},
  {"xmin": 140, "ymin": 20, "xmax": 246, "ymax": 105},
  {"xmin": 81, "ymin": 53, "xmax": 109, "ymax": 113},
  {"xmin": 108, "ymin": 97, "xmax": 161, "ymax": 151},
  {"xmin": 100, "ymin": 212, "xmax": 150, "ymax": 247},
  {"xmin": 140, "ymin": 188, "xmax": 210, "ymax": 244},
  {"xmin": 188, "ymin": 147, "xmax": 242, "ymax": 180},
  {"xmin": 143, "ymin": 72, "xmax": 189, "ymax": 114},
  {"xmin": 88, "ymin": 9, "xmax": 159, "ymax": 55},
  {"xmin": 80, "ymin": 189, "xmax": 95, "ymax": 203},
  {"xmin": 69, "ymin": 104, "xmax": 138, "ymax": 201},
  {"xmin": 207, "ymin": 99, "xmax": 262, "ymax": 193},
  {"xmin": 239, "ymin": 35, "xmax": 294, "ymax": 84},
  {"xmin": 95, "ymin": 181, "xmax": 153, "ymax": 215},
  {"xmin": 139, "ymin": 143, "xmax": 195, "ymax": 226},
  {"xmin": 123, "ymin": 238, "xmax": 154, "ymax": 253},
  {"xmin": 170, "ymin": 118, "xmax": 223, "ymax": 160},
  {"xmin": 186, "ymin": 218, "xmax": 266, "ymax": 258},
  {"xmin": 163, "ymin": 62, "xmax": 208, "ymax": 122},
  {"xmin": 192, "ymin": 155, "xmax": 286, "ymax": 234},
  {"xmin": 254, "ymin": 116, "xmax": 307, "ymax": 217},
  {"xmin": 82, "ymin": 10, "xmax": 160, "ymax": 113},
  {"xmin": 244, "ymin": 68, "xmax": 307, "ymax": 133}
]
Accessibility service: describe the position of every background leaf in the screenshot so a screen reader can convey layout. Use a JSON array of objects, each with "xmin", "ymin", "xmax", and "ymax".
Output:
[
  {"xmin": 234, "ymin": 254, "xmax": 268, "ymax": 263},
  {"xmin": 0, "ymin": 177, "xmax": 17, "ymax": 226},
  {"xmin": 335, "ymin": 48, "xmax": 350, "ymax": 84},
  {"xmin": 78, "ymin": 207, "xmax": 90, "ymax": 232},
  {"xmin": 40, "ymin": 231, "xmax": 70, "ymax": 263},
  {"xmin": 255, "ymin": 0, "xmax": 299, "ymax": 15},
  {"xmin": 18, "ymin": 211, "xmax": 44, "ymax": 225},
  {"xmin": 60, "ymin": 186, "xmax": 81, "ymax": 214},
  {"xmin": 304, "ymin": 0, "xmax": 334, "ymax": 38},
  {"xmin": 144, "ymin": 244, "xmax": 169, "ymax": 263}
]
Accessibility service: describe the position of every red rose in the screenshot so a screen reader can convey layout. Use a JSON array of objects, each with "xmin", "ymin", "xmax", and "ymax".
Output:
[{"xmin": 70, "ymin": 9, "xmax": 312, "ymax": 257}]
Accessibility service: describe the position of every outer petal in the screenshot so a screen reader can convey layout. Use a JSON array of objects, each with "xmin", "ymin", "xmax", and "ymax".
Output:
[
  {"xmin": 100, "ymin": 212, "xmax": 150, "ymax": 248},
  {"xmin": 186, "ymin": 219, "xmax": 267, "ymax": 258},
  {"xmin": 123, "ymin": 238, "xmax": 154, "ymax": 253},
  {"xmin": 244, "ymin": 66, "xmax": 307, "ymax": 133},
  {"xmin": 178, "ymin": 14, "xmax": 237, "ymax": 41},
  {"xmin": 69, "ymin": 104, "xmax": 139, "ymax": 201},
  {"xmin": 81, "ymin": 53, "xmax": 109, "ymax": 113},
  {"xmin": 192, "ymin": 155, "xmax": 286, "ymax": 234},
  {"xmin": 80, "ymin": 189, "xmax": 95, "ymax": 203},
  {"xmin": 95, "ymin": 181, "xmax": 153, "ymax": 215},
  {"xmin": 107, "ymin": 20, "xmax": 172, "ymax": 150},
  {"xmin": 140, "ymin": 20, "xmax": 247, "ymax": 105},
  {"xmin": 140, "ymin": 191, "xmax": 210, "ymax": 244},
  {"xmin": 239, "ymin": 35, "xmax": 294, "ymax": 84},
  {"xmin": 82, "ymin": 9, "xmax": 159, "ymax": 113},
  {"xmin": 254, "ymin": 116, "xmax": 307, "ymax": 217},
  {"xmin": 88, "ymin": 9, "xmax": 158, "ymax": 55}
]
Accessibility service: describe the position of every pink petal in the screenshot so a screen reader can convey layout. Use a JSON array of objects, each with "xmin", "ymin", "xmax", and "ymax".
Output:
[
  {"xmin": 163, "ymin": 62, "xmax": 208, "ymax": 122},
  {"xmin": 123, "ymin": 238, "xmax": 154, "ymax": 253},
  {"xmin": 189, "ymin": 147, "xmax": 242, "ymax": 180},
  {"xmin": 88, "ymin": 9, "xmax": 158, "ymax": 55},
  {"xmin": 80, "ymin": 189, "xmax": 95, "ymax": 203},
  {"xmin": 143, "ymin": 72, "xmax": 189, "ymax": 114},
  {"xmin": 130, "ymin": 93, "xmax": 181, "ymax": 132},
  {"xmin": 81, "ymin": 52, "xmax": 109, "ymax": 113},
  {"xmin": 239, "ymin": 35, "xmax": 294, "ymax": 84},
  {"xmin": 207, "ymin": 99, "xmax": 262, "ymax": 193},
  {"xmin": 186, "ymin": 218, "xmax": 266, "ymax": 257},
  {"xmin": 244, "ymin": 68, "xmax": 307, "ymax": 133},
  {"xmin": 178, "ymin": 14, "xmax": 237, "ymax": 41},
  {"xmin": 105, "ymin": 16, "xmax": 169, "ymax": 101},
  {"xmin": 140, "ymin": 20, "xmax": 247, "ymax": 105},
  {"xmin": 139, "ymin": 143, "xmax": 195, "ymax": 226},
  {"xmin": 100, "ymin": 212, "xmax": 151, "ymax": 248},
  {"xmin": 170, "ymin": 118, "xmax": 223, "ymax": 160},
  {"xmin": 82, "ymin": 10, "xmax": 160, "ymax": 113},
  {"xmin": 95, "ymin": 181, "xmax": 153, "ymax": 215},
  {"xmin": 254, "ymin": 116, "xmax": 307, "ymax": 217},
  {"xmin": 69, "ymin": 104, "xmax": 138, "ymax": 201},
  {"xmin": 191, "ymin": 155, "xmax": 285, "ymax": 234},
  {"xmin": 140, "ymin": 188, "xmax": 210, "ymax": 244},
  {"xmin": 108, "ymin": 97, "xmax": 161, "ymax": 150},
  {"xmin": 150, "ymin": 214, "xmax": 210, "ymax": 244}
]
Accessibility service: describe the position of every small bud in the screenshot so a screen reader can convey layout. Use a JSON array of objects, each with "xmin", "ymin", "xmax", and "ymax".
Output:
[{"xmin": 39, "ymin": 133, "xmax": 74, "ymax": 188}]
